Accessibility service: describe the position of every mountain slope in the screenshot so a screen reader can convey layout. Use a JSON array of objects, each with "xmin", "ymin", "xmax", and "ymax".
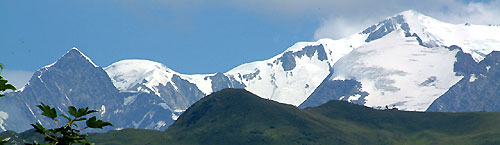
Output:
[
  {"xmin": 0, "ymin": 48, "xmax": 123, "ymax": 132},
  {"xmin": 0, "ymin": 48, "xmax": 176, "ymax": 132},
  {"xmin": 163, "ymin": 88, "xmax": 369, "ymax": 145},
  {"xmin": 3, "ymin": 9, "xmax": 500, "ymax": 133},
  {"xmin": 104, "ymin": 39, "xmax": 348, "ymax": 107},
  {"xmin": 301, "ymin": 10, "xmax": 500, "ymax": 111},
  {"xmin": 427, "ymin": 49, "xmax": 500, "ymax": 112},
  {"xmin": 106, "ymin": 10, "xmax": 500, "ymax": 112},
  {"xmin": 105, "ymin": 59, "xmax": 208, "ymax": 111},
  {"xmin": 224, "ymin": 37, "xmax": 363, "ymax": 106},
  {"xmin": 85, "ymin": 89, "xmax": 500, "ymax": 145},
  {"xmin": 105, "ymin": 30, "xmax": 368, "ymax": 107}
]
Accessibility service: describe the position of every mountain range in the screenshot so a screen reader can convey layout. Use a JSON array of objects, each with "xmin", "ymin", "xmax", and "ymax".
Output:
[
  {"xmin": 1, "ymin": 10, "xmax": 500, "ymax": 133},
  {"xmin": 4, "ymin": 89, "xmax": 500, "ymax": 144}
]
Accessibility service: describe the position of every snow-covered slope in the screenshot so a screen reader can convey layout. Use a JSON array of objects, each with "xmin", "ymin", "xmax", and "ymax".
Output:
[
  {"xmin": 105, "ymin": 60, "xmax": 245, "ymax": 112},
  {"xmin": 105, "ymin": 60, "xmax": 213, "ymax": 96},
  {"xmin": 330, "ymin": 30, "xmax": 463, "ymax": 111},
  {"xmin": 106, "ymin": 34, "xmax": 368, "ymax": 107},
  {"xmin": 302, "ymin": 10, "xmax": 500, "ymax": 111},
  {"xmin": 225, "ymin": 36, "xmax": 366, "ymax": 106},
  {"xmin": 401, "ymin": 10, "xmax": 500, "ymax": 62},
  {"xmin": 104, "ymin": 11, "xmax": 500, "ymax": 110}
]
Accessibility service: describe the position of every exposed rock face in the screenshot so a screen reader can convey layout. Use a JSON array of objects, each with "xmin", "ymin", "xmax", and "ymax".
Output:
[
  {"xmin": 299, "ymin": 75, "xmax": 368, "ymax": 108},
  {"xmin": 277, "ymin": 44, "xmax": 328, "ymax": 71},
  {"xmin": 427, "ymin": 49, "xmax": 500, "ymax": 112},
  {"xmin": 362, "ymin": 15, "xmax": 408, "ymax": 42},
  {"xmin": 0, "ymin": 49, "xmax": 175, "ymax": 132},
  {"xmin": 206, "ymin": 73, "xmax": 245, "ymax": 93}
]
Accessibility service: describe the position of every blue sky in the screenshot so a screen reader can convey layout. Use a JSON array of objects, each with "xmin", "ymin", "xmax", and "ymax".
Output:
[{"xmin": 1, "ymin": 0, "xmax": 499, "ymax": 88}]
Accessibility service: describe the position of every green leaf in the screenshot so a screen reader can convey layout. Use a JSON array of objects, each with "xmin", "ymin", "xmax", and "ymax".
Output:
[
  {"xmin": 68, "ymin": 106, "xmax": 98, "ymax": 118},
  {"xmin": 31, "ymin": 123, "xmax": 47, "ymax": 134},
  {"xmin": 29, "ymin": 103, "xmax": 111, "ymax": 145},
  {"xmin": 86, "ymin": 116, "xmax": 113, "ymax": 129},
  {"xmin": 0, "ymin": 136, "xmax": 7, "ymax": 145},
  {"xmin": 0, "ymin": 75, "xmax": 16, "ymax": 97},
  {"xmin": 60, "ymin": 114, "xmax": 72, "ymax": 122},
  {"xmin": 68, "ymin": 106, "xmax": 78, "ymax": 117},
  {"xmin": 37, "ymin": 103, "xmax": 57, "ymax": 120},
  {"xmin": 0, "ymin": 63, "xmax": 17, "ymax": 97},
  {"xmin": 74, "ymin": 117, "xmax": 87, "ymax": 122}
]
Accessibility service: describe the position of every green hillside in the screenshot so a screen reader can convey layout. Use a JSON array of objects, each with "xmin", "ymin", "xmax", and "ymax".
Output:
[{"xmin": 4, "ymin": 88, "xmax": 500, "ymax": 144}]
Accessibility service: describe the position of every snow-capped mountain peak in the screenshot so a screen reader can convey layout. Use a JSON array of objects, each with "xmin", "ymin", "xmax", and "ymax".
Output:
[
  {"xmin": 70, "ymin": 47, "xmax": 98, "ymax": 67},
  {"xmin": 103, "ymin": 10, "xmax": 500, "ymax": 110},
  {"xmin": 43, "ymin": 47, "xmax": 98, "ymax": 69},
  {"xmin": 399, "ymin": 10, "xmax": 431, "ymax": 19},
  {"xmin": 303, "ymin": 10, "xmax": 500, "ymax": 111},
  {"xmin": 105, "ymin": 59, "xmax": 220, "ymax": 99},
  {"xmin": 398, "ymin": 10, "xmax": 500, "ymax": 62},
  {"xmin": 224, "ymin": 36, "xmax": 368, "ymax": 106},
  {"xmin": 105, "ymin": 59, "xmax": 180, "ymax": 94}
]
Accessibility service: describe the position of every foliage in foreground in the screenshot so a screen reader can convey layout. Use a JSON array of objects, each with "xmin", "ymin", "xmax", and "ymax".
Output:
[
  {"xmin": 0, "ymin": 63, "xmax": 16, "ymax": 98},
  {"xmin": 28, "ymin": 103, "xmax": 112, "ymax": 145}
]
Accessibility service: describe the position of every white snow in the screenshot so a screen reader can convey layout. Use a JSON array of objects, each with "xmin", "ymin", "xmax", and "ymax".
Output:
[
  {"xmin": 102, "ymin": 10, "xmax": 500, "ymax": 111},
  {"xmin": 43, "ymin": 62, "xmax": 56, "ymax": 69},
  {"xmin": 400, "ymin": 10, "xmax": 500, "ymax": 62},
  {"xmin": 103, "ymin": 30, "xmax": 365, "ymax": 107},
  {"xmin": 71, "ymin": 47, "xmax": 98, "ymax": 68},
  {"xmin": 469, "ymin": 74, "xmax": 478, "ymax": 82},
  {"xmin": 155, "ymin": 121, "xmax": 167, "ymax": 129},
  {"xmin": 105, "ymin": 59, "xmax": 215, "ymax": 96},
  {"xmin": 339, "ymin": 96, "xmax": 345, "ymax": 100},
  {"xmin": 123, "ymin": 95, "xmax": 138, "ymax": 105},
  {"xmin": 347, "ymin": 94, "xmax": 362, "ymax": 102},
  {"xmin": 37, "ymin": 74, "xmax": 43, "ymax": 83},
  {"xmin": 330, "ymin": 30, "xmax": 463, "ymax": 111},
  {"xmin": 158, "ymin": 103, "xmax": 171, "ymax": 110},
  {"xmin": 227, "ymin": 52, "xmax": 330, "ymax": 105},
  {"xmin": 25, "ymin": 103, "xmax": 42, "ymax": 125},
  {"xmin": 64, "ymin": 94, "xmax": 72, "ymax": 105},
  {"xmin": 172, "ymin": 109, "xmax": 186, "ymax": 120},
  {"xmin": 178, "ymin": 74, "xmax": 214, "ymax": 95},
  {"xmin": 42, "ymin": 47, "xmax": 98, "ymax": 69},
  {"xmin": 114, "ymin": 109, "xmax": 124, "ymax": 114},
  {"xmin": 171, "ymin": 113, "xmax": 179, "ymax": 120},
  {"xmin": 226, "ymin": 33, "xmax": 367, "ymax": 106},
  {"xmin": 100, "ymin": 105, "xmax": 106, "ymax": 116},
  {"xmin": 171, "ymin": 110, "xmax": 184, "ymax": 120},
  {"xmin": 132, "ymin": 110, "xmax": 155, "ymax": 128},
  {"xmin": 0, "ymin": 111, "xmax": 8, "ymax": 131},
  {"xmin": 105, "ymin": 59, "xmax": 177, "ymax": 95}
]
